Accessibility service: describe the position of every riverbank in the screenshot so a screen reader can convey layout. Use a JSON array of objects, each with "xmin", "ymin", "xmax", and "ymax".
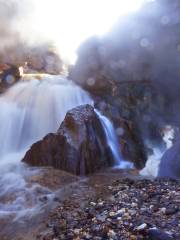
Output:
[
  {"xmin": 38, "ymin": 169, "xmax": 179, "ymax": 240},
  {"xmin": 0, "ymin": 168, "xmax": 179, "ymax": 240}
]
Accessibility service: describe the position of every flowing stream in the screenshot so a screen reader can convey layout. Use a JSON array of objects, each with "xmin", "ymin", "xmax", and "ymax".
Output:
[{"xmin": 95, "ymin": 110, "xmax": 133, "ymax": 169}]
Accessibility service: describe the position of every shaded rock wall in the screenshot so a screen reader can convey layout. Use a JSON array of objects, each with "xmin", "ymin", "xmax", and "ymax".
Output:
[{"xmin": 69, "ymin": 0, "xmax": 180, "ymax": 168}]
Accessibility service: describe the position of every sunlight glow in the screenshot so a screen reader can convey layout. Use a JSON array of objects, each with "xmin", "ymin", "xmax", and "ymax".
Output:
[{"xmin": 31, "ymin": 0, "xmax": 145, "ymax": 63}]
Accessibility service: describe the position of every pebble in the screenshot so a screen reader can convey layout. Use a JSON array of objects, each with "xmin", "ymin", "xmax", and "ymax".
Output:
[
  {"xmin": 108, "ymin": 229, "xmax": 117, "ymax": 238},
  {"xmin": 128, "ymin": 210, "xmax": 137, "ymax": 216},
  {"xmin": 109, "ymin": 211, "xmax": 116, "ymax": 217},
  {"xmin": 96, "ymin": 214, "xmax": 106, "ymax": 222},
  {"xmin": 131, "ymin": 202, "xmax": 138, "ymax": 207},
  {"xmin": 160, "ymin": 207, "xmax": 166, "ymax": 214},
  {"xmin": 147, "ymin": 228, "xmax": 174, "ymax": 240},
  {"xmin": 73, "ymin": 228, "xmax": 81, "ymax": 234},
  {"xmin": 135, "ymin": 223, "xmax": 147, "ymax": 231},
  {"xmin": 97, "ymin": 201, "xmax": 104, "ymax": 207},
  {"xmin": 117, "ymin": 208, "xmax": 126, "ymax": 215},
  {"xmin": 90, "ymin": 202, "xmax": 96, "ymax": 206}
]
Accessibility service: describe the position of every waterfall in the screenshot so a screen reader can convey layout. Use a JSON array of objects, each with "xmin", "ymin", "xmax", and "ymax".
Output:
[
  {"xmin": 0, "ymin": 74, "xmax": 132, "ymax": 219},
  {"xmin": 95, "ymin": 110, "xmax": 133, "ymax": 169},
  {"xmin": 140, "ymin": 126, "xmax": 174, "ymax": 178},
  {"xmin": 0, "ymin": 74, "xmax": 92, "ymax": 218}
]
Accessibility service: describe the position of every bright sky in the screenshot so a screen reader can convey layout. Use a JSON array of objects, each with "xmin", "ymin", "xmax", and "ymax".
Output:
[{"xmin": 31, "ymin": 0, "xmax": 145, "ymax": 63}]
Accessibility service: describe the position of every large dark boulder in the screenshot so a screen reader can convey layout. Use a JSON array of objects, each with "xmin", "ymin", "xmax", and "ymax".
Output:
[
  {"xmin": 22, "ymin": 105, "xmax": 114, "ymax": 175},
  {"xmin": 158, "ymin": 136, "xmax": 180, "ymax": 179}
]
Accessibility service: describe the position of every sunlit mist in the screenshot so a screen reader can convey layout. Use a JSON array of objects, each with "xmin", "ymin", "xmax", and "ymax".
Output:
[{"xmin": 31, "ymin": 0, "xmax": 145, "ymax": 63}]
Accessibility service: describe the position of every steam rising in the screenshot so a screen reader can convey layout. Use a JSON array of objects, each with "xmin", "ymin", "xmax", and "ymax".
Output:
[
  {"xmin": 0, "ymin": 0, "xmax": 63, "ymax": 73},
  {"xmin": 71, "ymin": 0, "xmax": 180, "ymax": 125},
  {"xmin": 0, "ymin": 0, "xmax": 145, "ymax": 65},
  {"xmin": 0, "ymin": 0, "xmax": 32, "ymax": 59},
  {"xmin": 0, "ymin": 0, "xmax": 28, "ymax": 48}
]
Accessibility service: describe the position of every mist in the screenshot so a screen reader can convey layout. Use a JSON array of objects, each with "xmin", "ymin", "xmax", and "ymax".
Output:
[
  {"xmin": 0, "ymin": 0, "xmax": 63, "ymax": 73},
  {"xmin": 70, "ymin": 0, "xmax": 180, "ymax": 125}
]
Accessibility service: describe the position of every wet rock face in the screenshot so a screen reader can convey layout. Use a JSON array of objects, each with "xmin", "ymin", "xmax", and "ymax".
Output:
[
  {"xmin": 69, "ymin": 40, "xmax": 164, "ymax": 169},
  {"xmin": 69, "ymin": 0, "xmax": 180, "ymax": 169},
  {"xmin": 158, "ymin": 136, "xmax": 180, "ymax": 179},
  {"xmin": 116, "ymin": 117, "xmax": 147, "ymax": 169},
  {"xmin": 95, "ymin": 81, "xmax": 163, "ymax": 169},
  {"xmin": 23, "ymin": 105, "xmax": 114, "ymax": 175}
]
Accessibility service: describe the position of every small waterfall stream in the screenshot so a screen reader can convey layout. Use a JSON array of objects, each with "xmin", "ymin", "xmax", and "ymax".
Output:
[{"xmin": 95, "ymin": 110, "xmax": 133, "ymax": 169}]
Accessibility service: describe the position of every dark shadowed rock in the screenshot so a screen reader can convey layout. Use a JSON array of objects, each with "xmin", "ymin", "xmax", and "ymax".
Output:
[
  {"xmin": 69, "ymin": 0, "xmax": 180, "ymax": 169},
  {"xmin": 158, "ymin": 135, "xmax": 180, "ymax": 179},
  {"xmin": 117, "ymin": 117, "xmax": 147, "ymax": 169},
  {"xmin": 22, "ymin": 104, "xmax": 114, "ymax": 175},
  {"xmin": 0, "ymin": 63, "xmax": 21, "ymax": 92}
]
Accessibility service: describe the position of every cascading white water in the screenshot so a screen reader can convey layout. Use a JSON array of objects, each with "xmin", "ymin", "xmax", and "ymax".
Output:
[
  {"xmin": 0, "ymin": 74, "xmax": 92, "ymax": 219},
  {"xmin": 95, "ymin": 110, "xmax": 133, "ymax": 168},
  {"xmin": 140, "ymin": 126, "xmax": 174, "ymax": 178},
  {"xmin": 0, "ymin": 74, "xmax": 132, "ymax": 220}
]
